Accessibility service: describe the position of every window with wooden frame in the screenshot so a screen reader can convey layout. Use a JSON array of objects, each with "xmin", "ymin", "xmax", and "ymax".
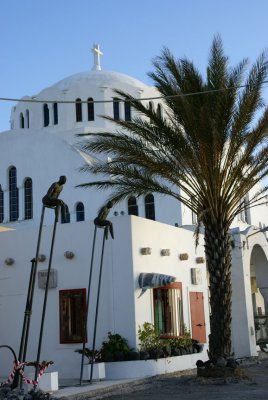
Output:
[
  {"xmin": 153, "ymin": 282, "xmax": 184, "ymax": 338},
  {"xmin": 59, "ymin": 288, "xmax": 86, "ymax": 344}
]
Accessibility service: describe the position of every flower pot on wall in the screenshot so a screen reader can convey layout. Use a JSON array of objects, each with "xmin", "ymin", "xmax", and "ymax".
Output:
[{"xmin": 82, "ymin": 363, "xmax": 106, "ymax": 381}]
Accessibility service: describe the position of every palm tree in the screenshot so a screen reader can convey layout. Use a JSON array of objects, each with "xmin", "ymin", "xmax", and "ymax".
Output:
[{"xmin": 78, "ymin": 36, "xmax": 268, "ymax": 361}]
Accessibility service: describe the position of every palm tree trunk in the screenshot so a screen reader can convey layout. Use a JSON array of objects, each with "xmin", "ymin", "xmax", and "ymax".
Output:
[{"xmin": 204, "ymin": 217, "xmax": 232, "ymax": 360}]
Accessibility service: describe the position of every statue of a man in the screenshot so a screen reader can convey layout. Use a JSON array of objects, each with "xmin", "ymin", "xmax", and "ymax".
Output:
[
  {"xmin": 42, "ymin": 176, "xmax": 69, "ymax": 222},
  {"xmin": 94, "ymin": 200, "xmax": 114, "ymax": 239}
]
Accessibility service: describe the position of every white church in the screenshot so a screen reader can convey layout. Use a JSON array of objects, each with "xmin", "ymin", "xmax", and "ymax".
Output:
[{"xmin": 0, "ymin": 45, "xmax": 268, "ymax": 382}]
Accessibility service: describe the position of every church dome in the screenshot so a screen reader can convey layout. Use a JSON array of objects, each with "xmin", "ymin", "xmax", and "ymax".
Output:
[
  {"xmin": 10, "ymin": 44, "xmax": 157, "ymax": 133},
  {"xmin": 52, "ymin": 70, "xmax": 148, "ymax": 92}
]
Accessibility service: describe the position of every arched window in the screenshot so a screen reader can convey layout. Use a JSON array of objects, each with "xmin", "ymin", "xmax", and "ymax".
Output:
[
  {"xmin": 76, "ymin": 202, "xmax": 85, "ymax": 221},
  {"xmin": 25, "ymin": 110, "xmax": 30, "ymax": 128},
  {"xmin": 53, "ymin": 103, "xmax": 58, "ymax": 125},
  {"xmin": 113, "ymin": 98, "xmax": 120, "ymax": 120},
  {"xmin": 145, "ymin": 193, "xmax": 155, "ymax": 220},
  {"xmin": 24, "ymin": 178, "xmax": 33, "ymax": 220},
  {"xmin": 157, "ymin": 104, "xmax": 162, "ymax": 119},
  {"xmin": 87, "ymin": 97, "xmax": 94, "ymax": 121},
  {"xmin": 76, "ymin": 98, "xmax": 82, "ymax": 122},
  {"xmin": 20, "ymin": 113, "xmax": 24, "ymax": 128},
  {"xmin": 9, "ymin": 166, "xmax": 19, "ymax": 222},
  {"xmin": 124, "ymin": 102, "xmax": 131, "ymax": 121},
  {"xmin": 0, "ymin": 185, "xmax": 4, "ymax": 223},
  {"xmin": 128, "ymin": 197, "xmax": 138, "ymax": 216},
  {"xmin": 43, "ymin": 104, "xmax": 49, "ymax": 127}
]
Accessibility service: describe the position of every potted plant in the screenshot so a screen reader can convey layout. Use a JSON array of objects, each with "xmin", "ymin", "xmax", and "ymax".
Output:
[
  {"xmin": 25, "ymin": 361, "xmax": 58, "ymax": 392},
  {"xmin": 138, "ymin": 322, "xmax": 164, "ymax": 360},
  {"xmin": 75, "ymin": 348, "xmax": 105, "ymax": 381},
  {"xmin": 100, "ymin": 332, "xmax": 134, "ymax": 362}
]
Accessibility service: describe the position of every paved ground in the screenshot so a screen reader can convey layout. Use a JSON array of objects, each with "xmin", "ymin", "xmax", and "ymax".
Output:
[{"xmin": 71, "ymin": 358, "xmax": 268, "ymax": 400}]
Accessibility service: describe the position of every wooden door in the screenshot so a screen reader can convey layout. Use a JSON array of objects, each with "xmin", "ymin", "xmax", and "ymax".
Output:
[{"xmin": 189, "ymin": 291, "xmax": 207, "ymax": 343}]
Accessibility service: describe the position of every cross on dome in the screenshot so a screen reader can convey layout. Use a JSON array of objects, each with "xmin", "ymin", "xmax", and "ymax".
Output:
[{"xmin": 91, "ymin": 43, "xmax": 103, "ymax": 71}]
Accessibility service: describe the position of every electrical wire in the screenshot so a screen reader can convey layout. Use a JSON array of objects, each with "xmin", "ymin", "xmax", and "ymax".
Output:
[{"xmin": 1, "ymin": 80, "xmax": 268, "ymax": 104}]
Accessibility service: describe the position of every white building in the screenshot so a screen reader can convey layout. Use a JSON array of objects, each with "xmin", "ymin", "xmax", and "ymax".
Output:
[{"xmin": 0, "ymin": 45, "xmax": 268, "ymax": 381}]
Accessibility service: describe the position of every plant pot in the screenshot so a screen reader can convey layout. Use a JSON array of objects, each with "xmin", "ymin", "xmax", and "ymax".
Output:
[
  {"xmin": 149, "ymin": 349, "xmax": 164, "ymax": 360},
  {"xmin": 102, "ymin": 351, "xmax": 114, "ymax": 362},
  {"xmin": 38, "ymin": 372, "xmax": 59, "ymax": 392},
  {"xmin": 82, "ymin": 363, "xmax": 106, "ymax": 381},
  {"xmin": 114, "ymin": 351, "xmax": 125, "ymax": 361},
  {"xmin": 139, "ymin": 351, "xmax": 150, "ymax": 360},
  {"xmin": 172, "ymin": 347, "xmax": 181, "ymax": 356},
  {"xmin": 125, "ymin": 351, "xmax": 140, "ymax": 361}
]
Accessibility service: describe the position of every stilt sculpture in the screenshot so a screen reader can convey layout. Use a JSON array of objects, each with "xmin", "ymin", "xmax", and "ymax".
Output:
[
  {"xmin": 79, "ymin": 201, "xmax": 114, "ymax": 385},
  {"xmin": 33, "ymin": 176, "xmax": 68, "ymax": 385}
]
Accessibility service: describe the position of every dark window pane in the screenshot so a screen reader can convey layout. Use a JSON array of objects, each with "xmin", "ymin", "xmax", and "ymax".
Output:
[
  {"xmin": 145, "ymin": 193, "xmax": 155, "ymax": 220},
  {"xmin": 76, "ymin": 202, "xmax": 85, "ymax": 221},
  {"xmin": 20, "ymin": 113, "xmax": 24, "ymax": 129},
  {"xmin": 113, "ymin": 98, "xmax": 120, "ymax": 120},
  {"xmin": 53, "ymin": 103, "xmax": 58, "ymax": 125},
  {"xmin": 59, "ymin": 289, "xmax": 86, "ymax": 343},
  {"xmin": 124, "ymin": 102, "xmax": 131, "ymax": 121},
  {"xmin": 128, "ymin": 196, "xmax": 138, "ymax": 216},
  {"xmin": 24, "ymin": 178, "xmax": 33, "ymax": 220},
  {"xmin": 87, "ymin": 98, "xmax": 94, "ymax": 121},
  {"xmin": 157, "ymin": 104, "xmax": 162, "ymax": 119},
  {"xmin": 9, "ymin": 167, "xmax": 19, "ymax": 221},
  {"xmin": 76, "ymin": 98, "xmax": 82, "ymax": 122},
  {"xmin": 44, "ymin": 104, "xmax": 49, "ymax": 127}
]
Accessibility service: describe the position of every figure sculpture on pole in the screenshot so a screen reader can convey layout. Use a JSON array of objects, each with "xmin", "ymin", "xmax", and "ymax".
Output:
[
  {"xmin": 42, "ymin": 175, "xmax": 69, "ymax": 222},
  {"xmin": 94, "ymin": 200, "xmax": 114, "ymax": 239}
]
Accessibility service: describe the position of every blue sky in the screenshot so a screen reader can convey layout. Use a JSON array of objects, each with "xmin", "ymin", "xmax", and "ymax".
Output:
[{"xmin": 1, "ymin": 0, "xmax": 268, "ymax": 132}]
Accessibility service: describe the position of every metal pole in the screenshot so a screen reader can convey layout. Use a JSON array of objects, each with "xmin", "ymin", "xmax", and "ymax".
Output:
[
  {"xmin": 34, "ymin": 207, "xmax": 58, "ymax": 384},
  {"xmin": 79, "ymin": 225, "xmax": 97, "ymax": 385},
  {"xmin": 90, "ymin": 227, "xmax": 107, "ymax": 384},
  {"xmin": 12, "ymin": 206, "xmax": 45, "ymax": 389},
  {"xmin": 18, "ymin": 259, "xmax": 36, "ymax": 363}
]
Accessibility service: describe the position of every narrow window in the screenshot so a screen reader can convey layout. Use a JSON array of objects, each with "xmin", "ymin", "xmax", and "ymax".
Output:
[
  {"xmin": 87, "ymin": 97, "xmax": 94, "ymax": 121},
  {"xmin": 149, "ymin": 101, "xmax": 154, "ymax": 124},
  {"xmin": 53, "ymin": 103, "xmax": 58, "ymax": 125},
  {"xmin": 59, "ymin": 289, "xmax": 86, "ymax": 343},
  {"xmin": 20, "ymin": 113, "xmax": 24, "ymax": 129},
  {"xmin": 25, "ymin": 110, "xmax": 30, "ymax": 128},
  {"xmin": 153, "ymin": 282, "xmax": 184, "ymax": 337},
  {"xmin": 157, "ymin": 103, "xmax": 162, "ymax": 119},
  {"xmin": 24, "ymin": 178, "xmax": 33, "ymax": 220},
  {"xmin": 145, "ymin": 193, "xmax": 155, "ymax": 220},
  {"xmin": 128, "ymin": 196, "xmax": 138, "ymax": 216},
  {"xmin": 76, "ymin": 202, "xmax": 85, "ymax": 221},
  {"xmin": 0, "ymin": 185, "xmax": 4, "ymax": 223},
  {"xmin": 124, "ymin": 102, "xmax": 131, "ymax": 121},
  {"xmin": 43, "ymin": 104, "xmax": 49, "ymax": 127},
  {"xmin": 76, "ymin": 98, "xmax": 82, "ymax": 122},
  {"xmin": 113, "ymin": 98, "xmax": 120, "ymax": 120},
  {"xmin": 9, "ymin": 166, "xmax": 19, "ymax": 222}
]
